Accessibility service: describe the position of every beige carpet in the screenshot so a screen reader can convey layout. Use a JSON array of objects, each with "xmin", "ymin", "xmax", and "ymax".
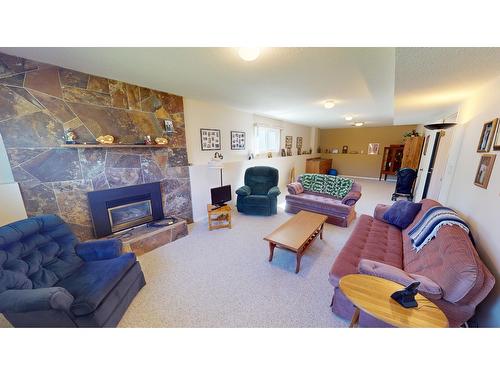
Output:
[{"xmin": 0, "ymin": 178, "xmax": 396, "ymax": 328}]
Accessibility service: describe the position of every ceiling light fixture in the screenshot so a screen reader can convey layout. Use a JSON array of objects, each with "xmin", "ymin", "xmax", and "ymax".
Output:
[
  {"xmin": 344, "ymin": 115, "xmax": 353, "ymax": 121},
  {"xmin": 324, "ymin": 100, "xmax": 335, "ymax": 109},
  {"xmin": 354, "ymin": 122, "xmax": 364, "ymax": 127},
  {"xmin": 238, "ymin": 47, "xmax": 260, "ymax": 62}
]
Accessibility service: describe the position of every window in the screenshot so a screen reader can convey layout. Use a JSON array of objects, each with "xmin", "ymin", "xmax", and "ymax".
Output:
[{"xmin": 254, "ymin": 124, "xmax": 281, "ymax": 155}]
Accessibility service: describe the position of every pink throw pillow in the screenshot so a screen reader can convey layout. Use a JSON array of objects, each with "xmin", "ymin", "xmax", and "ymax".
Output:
[{"xmin": 287, "ymin": 182, "xmax": 304, "ymax": 195}]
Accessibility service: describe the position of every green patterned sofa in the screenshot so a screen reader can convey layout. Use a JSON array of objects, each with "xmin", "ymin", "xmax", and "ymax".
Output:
[{"xmin": 285, "ymin": 174, "xmax": 362, "ymax": 227}]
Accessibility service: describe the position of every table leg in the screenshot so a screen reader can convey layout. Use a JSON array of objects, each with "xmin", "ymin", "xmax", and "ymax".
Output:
[
  {"xmin": 268, "ymin": 242, "xmax": 276, "ymax": 262},
  {"xmin": 319, "ymin": 223, "xmax": 324, "ymax": 240},
  {"xmin": 295, "ymin": 251, "xmax": 303, "ymax": 273},
  {"xmin": 349, "ymin": 307, "xmax": 360, "ymax": 328}
]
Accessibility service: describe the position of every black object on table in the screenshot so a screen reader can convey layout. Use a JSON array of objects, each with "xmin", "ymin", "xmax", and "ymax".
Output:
[{"xmin": 391, "ymin": 281, "xmax": 420, "ymax": 308}]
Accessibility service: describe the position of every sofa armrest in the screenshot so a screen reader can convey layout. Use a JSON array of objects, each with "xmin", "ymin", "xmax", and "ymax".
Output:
[
  {"xmin": 235, "ymin": 185, "xmax": 251, "ymax": 196},
  {"xmin": 341, "ymin": 191, "xmax": 362, "ymax": 206},
  {"xmin": 287, "ymin": 182, "xmax": 304, "ymax": 195},
  {"xmin": 374, "ymin": 204, "xmax": 391, "ymax": 222},
  {"xmin": 358, "ymin": 259, "xmax": 443, "ymax": 300},
  {"xmin": 76, "ymin": 238, "xmax": 122, "ymax": 261},
  {"xmin": 0, "ymin": 287, "xmax": 74, "ymax": 314},
  {"xmin": 267, "ymin": 186, "xmax": 281, "ymax": 197}
]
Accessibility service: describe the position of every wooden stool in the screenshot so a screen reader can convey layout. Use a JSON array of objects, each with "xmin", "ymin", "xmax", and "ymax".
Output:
[{"xmin": 207, "ymin": 204, "xmax": 232, "ymax": 231}]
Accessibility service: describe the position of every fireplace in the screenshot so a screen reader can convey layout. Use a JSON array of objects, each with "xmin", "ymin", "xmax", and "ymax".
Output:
[
  {"xmin": 108, "ymin": 199, "xmax": 153, "ymax": 233},
  {"xmin": 88, "ymin": 182, "xmax": 164, "ymax": 238}
]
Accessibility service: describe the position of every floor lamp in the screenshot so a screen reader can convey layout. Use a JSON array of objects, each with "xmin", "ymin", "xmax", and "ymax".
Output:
[{"xmin": 208, "ymin": 160, "xmax": 224, "ymax": 186}]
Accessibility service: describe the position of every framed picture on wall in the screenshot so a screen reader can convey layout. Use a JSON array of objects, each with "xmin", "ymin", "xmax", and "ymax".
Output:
[
  {"xmin": 285, "ymin": 136, "xmax": 293, "ymax": 149},
  {"xmin": 493, "ymin": 120, "xmax": 500, "ymax": 150},
  {"xmin": 296, "ymin": 136, "xmax": 303, "ymax": 149},
  {"xmin": 477, "ymin": 119, "xmax": 498, "ymax": 152},
  {"xmin": 474, "ymin": 154, "xmax": 496, "ymax": 189},
  {"xmin": 200, "ymin": 128, "xmax": 221, "ymax": 151},
  {"xmin": 367, "ymin": 143, "xmax": 380, "ymax": 155},
  {"xmin": 230, "ymin": 131, "xmax": 246, "ymax": 150}
]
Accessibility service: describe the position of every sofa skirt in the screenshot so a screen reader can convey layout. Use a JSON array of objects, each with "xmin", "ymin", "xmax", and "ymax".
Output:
[{"xmin": 284, "ymin": 202, "xmax": 356, "ymax": 227}]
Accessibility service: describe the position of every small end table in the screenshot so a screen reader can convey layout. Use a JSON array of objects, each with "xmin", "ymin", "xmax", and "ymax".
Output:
[
  {"xmin": 207, "ymin": 204, "xmax": 232, "ymax": 231},
  {"xmin": 339, "ymin": 274, "xmax": 448, "ymax": 328}
]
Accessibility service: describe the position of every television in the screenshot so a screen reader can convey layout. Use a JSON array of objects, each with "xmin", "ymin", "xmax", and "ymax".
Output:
[{"xmin": 211, "ymin": 185, "xmax": 232, "ymax": 207}]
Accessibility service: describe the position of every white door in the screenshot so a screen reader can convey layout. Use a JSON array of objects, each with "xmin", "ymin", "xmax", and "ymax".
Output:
[
  {"xmin": 414, "ymin": 131, "xmax": 436, "ymax": 201},
  {"xmin": 426, "ymin": 128, "xmax": 455, "ymax": 200}
]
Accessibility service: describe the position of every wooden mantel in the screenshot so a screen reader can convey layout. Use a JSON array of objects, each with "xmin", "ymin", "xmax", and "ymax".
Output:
[{"xmin": 61, "ymin": 144, "xmax": 169, "ymax": 148}]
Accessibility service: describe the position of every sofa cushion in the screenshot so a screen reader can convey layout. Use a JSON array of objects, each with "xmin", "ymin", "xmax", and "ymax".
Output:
[
  {"xmin": 329, "ymin": 214, "xmax": 403, "ymax": 287},
  {"xmin": 286, "ymin": 192, "xmax": 351, "ymax": 216},
  {"xmin": 358, "ymin": 259, "xmax": 442, "ymax": 300},
  {"xmin": 239, "ymin": 195, "xmax": 271, "ymax": 207},
  {"xmin": 383, "ymin": 200, "xmax": 422, "ymax": 229},
  {"xmin": 244, "ymin": 166, "xmax": 279, "ymax": 196},
  {"xmin": 0, "ymin": 215, "xmax": 82, "ymax": 293},
  {"xmin": 56, "ymin": 252, "xmax": 136, "ymax": 316},
  {"xmin": 73, "ymin": 262, "xmax": 144, "ymax": 327}
]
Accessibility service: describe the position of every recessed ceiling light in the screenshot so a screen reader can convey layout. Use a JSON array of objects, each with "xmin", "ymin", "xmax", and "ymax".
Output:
[
  {"xmin": 324, "ymin": 100, "xmax": 335, "ymax": 109},
  {"xmin": 354, "ymin": 122, "xmax": 364, "ymax": 127},
  {"xmin": 238, "ymin": 47, "xmax": 260, "ymax": 61},
  {"xmin": 345, "ymin": 115, "xmax": 353, "ymax": 121}
]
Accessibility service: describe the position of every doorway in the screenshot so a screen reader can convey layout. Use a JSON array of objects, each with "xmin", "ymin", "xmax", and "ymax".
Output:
[
  {"xmin": 422, "ymin": 132, "xmax": 442, "ymax": 199},
  {"xmin": 414, "ymin": 127, "xmax": 455, "ymax": 201}
]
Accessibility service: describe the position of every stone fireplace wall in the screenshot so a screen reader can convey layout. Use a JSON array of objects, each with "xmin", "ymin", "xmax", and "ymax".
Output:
[{"xmin": 0, "ymin": 52, "xmax": 193, "ymax": 240}]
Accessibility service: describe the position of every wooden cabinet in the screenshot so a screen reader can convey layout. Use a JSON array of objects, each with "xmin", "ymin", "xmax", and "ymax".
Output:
[
  {"xmin": 306, "ymin": 158, "xmax": 332, "ymax": 174},
  {"xmin": 379, "ymin": 137, "xmax": 425, "ymax": 180},
  {"xmin": 401, "ymin": 136, "xmax": 425, "ymax": 170},
  {"xmin": 379, "ymin": 145, "xmax": 404, "ymax": 180}
]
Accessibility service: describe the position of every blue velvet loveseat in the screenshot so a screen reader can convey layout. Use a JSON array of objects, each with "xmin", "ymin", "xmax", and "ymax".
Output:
[{"xmin": 0, "ymin": 214, "xmax": 145, "ymax": 327}]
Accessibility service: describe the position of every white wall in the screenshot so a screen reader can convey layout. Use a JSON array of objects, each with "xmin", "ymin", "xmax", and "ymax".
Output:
[
  {"xmin": 0, "ymin": 134, "xmax": 27, "ymax": 225},
  {"xmin": 184, "ymin": 98, "xmax": 315, "ymax": 165},
  {"xmin": 440, "ymin": 77, "xmax": 500, "ymax": 327},
  {"xmin": 183, "ymin": 98, "xmax": 318, "ymax": 221},
  {"xmin": 0, "ymin": 134, "xmax": 14, "ymax": 184},
  {"xmin": 189, "ymin": 153, "xmax": 319, "ymax": 221},
  {"xmin": 185, "ymin": 99, "xmax": 255, "ymax": 165}
]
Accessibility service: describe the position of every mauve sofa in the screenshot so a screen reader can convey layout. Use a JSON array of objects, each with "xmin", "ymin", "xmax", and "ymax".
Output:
[
  {"xmin": 329, "ymin": 199, "xmax": 495, "ymax": 327},
  {"xmin": 0, "ymin": 214, "xmax": 145, "ymax": 327},
  {"xmin": 285, "ymin": 176, "xmax": 362, "ymax": 227}
]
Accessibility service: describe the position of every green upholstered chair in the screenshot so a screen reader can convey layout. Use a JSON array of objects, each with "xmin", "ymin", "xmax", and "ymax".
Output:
[{"xmin": 236, "ymin": 166, "xmax": 280, "ymax": 216}]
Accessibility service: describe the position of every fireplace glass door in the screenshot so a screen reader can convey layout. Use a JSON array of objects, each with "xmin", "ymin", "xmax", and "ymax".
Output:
[{"xmin": 108, "ymin": 199, "xmax": 153, "ymax": 233}]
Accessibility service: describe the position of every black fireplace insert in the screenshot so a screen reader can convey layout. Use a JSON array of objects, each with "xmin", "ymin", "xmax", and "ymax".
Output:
[{"xmin": 87, "ymin": 182, "xmax": 164, "ymax": 238}]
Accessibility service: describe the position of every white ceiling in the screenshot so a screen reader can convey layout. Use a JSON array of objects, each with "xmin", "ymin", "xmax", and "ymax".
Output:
[
  {"xmin": 2, "ymin": 47, "xmax": 500, "ymax": 128},
  {"xmin": 395, "ymin": 47, "xmax": 500, "ymax": 124}
]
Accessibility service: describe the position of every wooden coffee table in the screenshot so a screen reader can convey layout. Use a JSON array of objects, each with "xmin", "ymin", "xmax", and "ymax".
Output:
[
  {"xmin": 339, "ymin": 274, "xmax": 449, "ymax": 328},
  {"xmin": 264, "ymin": 210, "xmax": 327, "ymax": 273}
]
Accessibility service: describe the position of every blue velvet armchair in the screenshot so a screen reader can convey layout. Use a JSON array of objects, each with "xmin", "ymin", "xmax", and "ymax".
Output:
[
  {"xmin": 236, "ymin": 166, "xmax": 281, "ymax": 216},
  {"xmin": 0, "ymin": 214, "xmax": 145, "ymax": 327}
]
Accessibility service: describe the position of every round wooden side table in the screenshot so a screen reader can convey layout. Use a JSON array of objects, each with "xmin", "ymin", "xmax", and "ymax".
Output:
[{"xmin": 339, "ymin": 274, "xmax": 449, "ymax": 328}]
